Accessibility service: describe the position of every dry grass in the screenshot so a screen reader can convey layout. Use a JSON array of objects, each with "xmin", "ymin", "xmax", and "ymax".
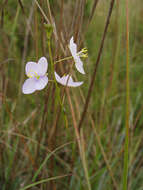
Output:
[{"xmin": 0, "ymin": 0, "xmax": 143, "ymax": 189}]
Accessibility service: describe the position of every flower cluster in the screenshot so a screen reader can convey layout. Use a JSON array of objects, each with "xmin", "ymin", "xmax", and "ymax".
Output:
[{"xmin": 22, "ymin": 37, "xmax": 87, "ymax": 94}]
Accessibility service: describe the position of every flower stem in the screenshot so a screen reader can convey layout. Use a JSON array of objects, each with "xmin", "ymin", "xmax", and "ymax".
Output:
[
  {"xmin": 54, "ymin": 56, "xmax": 73, "ymax": 64},
  {"xmin": 47, "ymin": 39, "xmax": 68, "ymax": 128}
]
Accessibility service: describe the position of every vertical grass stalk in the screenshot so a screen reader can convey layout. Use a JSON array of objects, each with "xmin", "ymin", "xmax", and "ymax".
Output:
[
  {"xmin": 47, "ymin": 38, "xmax": 68, "ymax": 128},
  {"xmin": 78, "ymin": 0, "xmax": 115, "ymax": 131},
  {"xmin": 123, "ymin": 0, "xmax": 130, "ymax": 189}
]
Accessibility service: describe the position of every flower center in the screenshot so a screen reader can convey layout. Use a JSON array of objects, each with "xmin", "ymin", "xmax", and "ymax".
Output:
[
  {"xmin": 27, "ymin": 71, "xmax": 40, "ymax": 80},
  {"xmin": 35, "ymin": 75, "xmax": 40, "ymax": 80}
]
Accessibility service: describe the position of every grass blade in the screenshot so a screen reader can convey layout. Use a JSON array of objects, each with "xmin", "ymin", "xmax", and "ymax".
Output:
[{"xmin": 123, "ymin": 0, "xmax": 130, "ymax": 189}]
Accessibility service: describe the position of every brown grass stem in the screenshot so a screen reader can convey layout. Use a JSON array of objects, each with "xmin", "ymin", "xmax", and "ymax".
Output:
[{"xmin": 78, "ymin": 0, "xmax": 115, "ymax": 131}]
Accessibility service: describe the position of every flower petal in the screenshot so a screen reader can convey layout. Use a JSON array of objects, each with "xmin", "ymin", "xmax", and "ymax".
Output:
[
  {"xmin": 37, "ymin": 57, "xmax": 48, "ymax": 76},
  {"xmin": 69, "ymin": 37, "xmax": 85, "ymax": 74},
  {"xmin": 22, "ymin": 78, "xmax": 36, "ymax": 94},
  {"xmin": 55, "ymin": 72, "xmax": 70, "ymax": 86},
  {"xmin": 70, "ymin": 81, "xmax": 83, "ymax": 87},
  {"xmin": 69, "ymin": 36, "xmax": 77, "ymax": 57},
  {"xmin": 54, "ymin": 72, "xmax": 83, "ymax": 87},
  {"xmin": 35, "ymin": 76, "xmax": 48, "ymax": 90},
  {"xmin": 25, "ymin": 62, "xmax": 38, "ymax": 77},
  {"xmin": 74, "ymin": 56, "xmax": 85, "ymax": 74}
]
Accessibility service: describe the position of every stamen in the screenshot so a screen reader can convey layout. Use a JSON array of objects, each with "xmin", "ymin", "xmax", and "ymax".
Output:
[
  {"xmin": 77, "ymin": 48, "xmax": 88, "ymax": 58},
  {"xmin": 27, "ymin": 70, "xmax": 40, "ymax": 79},
  {"xmin": 81, "ymin": 53, "xmax": 88, "ymax": 58},
  {"xmin": 34, "ymin": 72, "xmax": 40, "ymax": 79},
  {"xmin": 27, "ymin": 73, "xmax": 33, "ymax": 78},
  {"xmin": 82, "ymin": 48, "xmax": 88, "ymax": 53}
]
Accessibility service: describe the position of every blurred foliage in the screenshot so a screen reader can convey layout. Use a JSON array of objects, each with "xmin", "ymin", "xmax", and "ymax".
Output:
[{"xmin": 0, "ymin": 0, "xmax": 143, "ymax": 189}]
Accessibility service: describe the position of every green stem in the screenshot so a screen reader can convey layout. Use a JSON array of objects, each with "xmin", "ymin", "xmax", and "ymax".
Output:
[
  {"xmin": 20, "ymin": 174, "xmax": 69, "ymax": 190},
  {"xmin": 47, "ymin": 40, "xmax": 68, "ymax": 128},
  {"xmin": 54, "ymin": 56, "xmax": 73, "ymax": 64},
  {"xmin": 123, "ymin": 0, "xmax": 130, "ymax": 189}
]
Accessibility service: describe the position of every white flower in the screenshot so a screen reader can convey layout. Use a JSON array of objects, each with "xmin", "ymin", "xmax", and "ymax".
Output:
[
  {"xmin": 22, "ymin": 57, "xmax": 48, "ymax": 94},
  {"xmin": 69, "ymin": 36, "xmax": 86, "ymax": 74},
  {"xmin": 54, "ymin": 72, "xmax": 83, "ymax": 87}
]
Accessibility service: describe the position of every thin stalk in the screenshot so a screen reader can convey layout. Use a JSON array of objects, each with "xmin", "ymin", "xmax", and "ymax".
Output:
[
  {"xmin": 55, "ymin": 56, "xmax": 73, "ymax": 64},
  {"xmin": 80, "ymin": 129, "xmax": 92, "ymax": 190},
  {"xmin": 20, "ymin": 174, "xmax": 70, "ymax": 190},
  {"xmin": 35, "ymin": 0, "xmax": 50, "ymax": 24},
  {"xmin": 78, "ymin": 0, "xmax": 115, "ymax": 131},
  {"xmin": 18, "ymin": 2, "xmax": 34, "ymax": 97},
  {"xmin": 47, "ymin": 39, "xmax": 68, "ymax": 128},
  {"xmin": 9, "ymin": 5, "xmax": 20, "ymax": 52},
  {"xmin": 123, "ymin": 0, "xmax": 130, "ymax": 189},
  {"xmin": 72, "ymin": 82, "xmax": 118, "ymax": 189},
  {"xmin": 66, "ymin": 89, "xmax": 91, "ymax": 190},
  {"xmin": 32, "ymin": 142, "xmax": 72, "ymax": 182}
]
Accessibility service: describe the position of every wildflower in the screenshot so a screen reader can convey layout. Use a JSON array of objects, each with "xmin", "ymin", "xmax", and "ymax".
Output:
[
  {"xmin": 22, "ymin": 57, "xmax": 48, "ymax": 94},
  {"xmin": 54, "ymin": 72, "xmax": 83, "ymax": 87},
  {"xmin": 69, "ymin": 36, "xmax": 87, "ymax": 74}
]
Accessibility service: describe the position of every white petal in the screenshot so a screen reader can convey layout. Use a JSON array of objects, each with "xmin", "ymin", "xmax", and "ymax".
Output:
[
  {"xmin": 37, "ymin": 57, "xmax": 48, "ymax": 76},
  {"xmin": 69, "ymin": 81, "xmax": 83, "ymax": 87},
  {"xmin": 54, "ymin": 72, "xmax": 83, "ymax": 87},
  {"xmin": 69, "ymin": 37, "xmax": 85, "ymax": 74},
  {"xmin": 35, "ymin": 76, "xmax": 48, "ymax": 90},
  {"xmin": 59, "ymin": 75, "xmax": 71, "ymax": 85},
  {"xmin": 55, "ymin": 72, "xmax": 71, "ymax": 86},
  {"xmin": 25, "ymin": 62, "xmax": 38, "ymax": 77},
  {"xmin": 74, "ymin": 56, "xmax": 85, "ymax": 74},
  {"xmin": 69, "ymin": 36, "xmax": 77, "ymax": 57},
  {"xmin": 54, "ymin": 71, "xmax": 61, "ymax": 82},
  {"xmin": 22, "ymin": 78, "xmax": 36, "ymax": 94}
]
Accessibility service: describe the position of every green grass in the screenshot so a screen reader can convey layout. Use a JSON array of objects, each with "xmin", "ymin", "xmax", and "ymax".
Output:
[{"xmin": 0, "ymin": 0, "xmax": 143, "ymax": 189}]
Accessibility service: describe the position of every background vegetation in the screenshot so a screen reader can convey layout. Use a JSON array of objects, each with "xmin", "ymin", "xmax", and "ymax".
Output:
[{"xmin": 0, "ymin": 0, "xmax": 143, "ymax": 189}]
